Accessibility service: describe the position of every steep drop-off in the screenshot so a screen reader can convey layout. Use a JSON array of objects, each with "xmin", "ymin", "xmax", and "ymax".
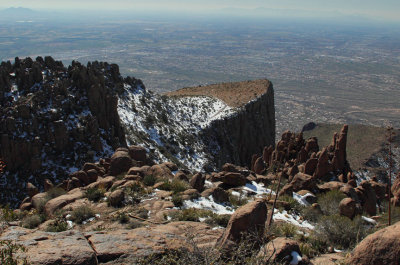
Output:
[{"xmin": 0, "ymin": 57, "xmax": 275, "ymax": 205}]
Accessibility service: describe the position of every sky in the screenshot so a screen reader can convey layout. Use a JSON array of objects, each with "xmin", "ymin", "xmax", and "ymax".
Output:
[{"xmin": 1, "ymin": 0, "xmax": 400, "ymax": 22}]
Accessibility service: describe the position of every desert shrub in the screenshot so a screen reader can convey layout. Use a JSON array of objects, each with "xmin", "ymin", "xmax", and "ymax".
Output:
[
  {"xmin": 0, "ymin": 205, "xmax": 18, "ymax": 222},
  {"xmin": 70, "ymin": 206, "xmax": 94, "ymax": 224},
  {"xmin": 128, "ymin": 219, "xmax": 144, "ymax": 229},
  {"xmin": 22, "ymin": 214, "xmax": 43, "ymax": 229},
  {"xmin": 46, "ymin": 219, "xmax": 68, "ymax": 232},
  {"xmin": 170, "ymin": 208, "xmax": 213, "ymax": 222},
  {"xmin": 270, "ymin": 222, "xmax": 298, "ymax": 238},
  {"xmin": 299, "ymin": 242, "xmax": 319, "ymax": 258},
  {"xmin": 85, "ymin": 187, "xmax": 105, "ymax": 202},
  {"xmin": 279, "ymin": 195, "xmax": 304, "ymax": 214},
  {"xmin": 46, "ymin": 187, "xmax": 67, "ymax": 200},
  {"xmin": 301, "ymin": 205, "xmax": 322, "ymax": 222},
  {"xmin": 134, "ymin": 208, "xmax": 149, "ymax": 219},
  {"xmin": 205, "ymin": 214, "xmax": 231, "ymax": 228},
  {"xmin": 35, "ymin": 198, "xmax": 48, "ymax": 214},
  {"xmin": 158, "ymin": 179, "xmax": 189, "ymax": 194},
  {"xmin": 0, "ymin": 240, "xmax": 27, "ymax": 265},
  {"xmin": 143, "ymin": 175, "xmax": 157, "ymax": 186},
  {"xmin": 115, "ymin": 171, "xmax": 128, "ymax": 180},
  {"xmin": 317, "ymin": 190, "xmax": 346, "ymax": 216},
  {"xmin": 380, "ymin": 203, "xmax": 400, "ymax": 225},
  {"xmin": 172, "ymin": 194, "xmax": 183, "ymax": 207},
  {"xmin": 116, "ymin": 212, "xmax": 130, "ymax": 224},
  {"xmin": 315, "ymin": 214, "xmax": 369, "ymax": 249}
]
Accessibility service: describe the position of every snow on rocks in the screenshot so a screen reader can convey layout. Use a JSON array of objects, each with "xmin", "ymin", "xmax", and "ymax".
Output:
[
  {"xmin": 273, "ymin": 209, "xmax": 315, "ymax": 230},
  {"xmin": 117, "ymin": 83, "xmax": 234, "ymax": 171},
  {"xmin": 290, "ymin": 251, "xmax": 302, "ymax": 265},
  {"xmin": 183, "ymin": 195, "xmax": 235, "ymax": 215}
]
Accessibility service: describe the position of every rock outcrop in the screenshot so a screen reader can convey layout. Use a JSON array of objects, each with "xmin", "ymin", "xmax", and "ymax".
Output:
[{"xmin": 347, "ymin": 221, "xmax": 400, "ymax": 265}]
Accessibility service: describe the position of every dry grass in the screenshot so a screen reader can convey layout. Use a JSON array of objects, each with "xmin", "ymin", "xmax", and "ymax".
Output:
[{"xmin": 165, "ymin": 79, "xmax": 271, "ymax": 108}]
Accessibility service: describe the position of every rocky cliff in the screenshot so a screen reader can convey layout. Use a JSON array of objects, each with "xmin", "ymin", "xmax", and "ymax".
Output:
[{"xmin": 0, "ymin": 57, "xmax": 275, "ymax": 205}]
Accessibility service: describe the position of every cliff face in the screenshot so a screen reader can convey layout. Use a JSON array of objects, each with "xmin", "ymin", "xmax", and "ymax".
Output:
[
  {"xmin": 202, "ymin": 84, "xmax": 275, "ymax": 169},
  {"xmin": 0, "ymin": 57, "xmax": 134, "ymax": 205},
  {"xmin": 0, "ymin": 57, "xmax": 275, "ymax": 205}
]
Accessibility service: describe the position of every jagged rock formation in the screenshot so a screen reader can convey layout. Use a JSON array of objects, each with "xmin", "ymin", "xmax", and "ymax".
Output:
[
  {"xmin": 0, "ymin": 57, "xmax": 275, "ymax": 205},
  {"xmin": 0, "ymin": 57, "xmax": 138, "ymax": 205}
]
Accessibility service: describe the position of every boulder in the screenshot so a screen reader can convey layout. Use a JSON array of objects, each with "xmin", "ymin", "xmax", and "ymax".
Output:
[
  {"xmin": 290, "ymin": 173, "xmax": 317, "ymax": 192},
  {"xmin": 26, "ymin": 182, "xmax": 39, "ymax": 197},
  {"xmin": 161, "ymin": 162, "xmax": 178, "ymax": 172},
  {"xmin": 215, "ymin": 172, "xmax": 247, "ymax": 187},
  {"xmin": 127, "ymin": 166, "xmax": 150, "ymax": 177},
  {"xmin": 201, "ymin": 187, "xmax": 229, "ymax": 203},
  {"xmin": 314, "ymin": 148, "xmax": 331, "ymax": 179},
  {"xmin": 347, "ymin": 221, "xmax": 400, "ymax": 265},
  {"xmin": 304, "ymin": 158, "xmax": 318, "ymax": 175},
  {"xmin": 190, "ymin": 173, "xmax": 205, "ymax": 192},
  {"xmin": 148, "ymin": 164, "xmax": 174, "ymax": 179},
  {"xmin": 253, "ymin": 157, "xmax": 265, "ymax": 175},
  {"xmin": 31, "ymin": 192, "xmax": 48, "ymax": 210},
  {"xmin": 356, "ymin": 180, "xmax": 377, "ymax": 216},
  {"xmin": 86, "ymin": 176, "xmax": 115, "ymax": 191},
  {"xmin": 339, "ymin": 197, "xmax": 357, "ymax": 219},
  {"xmin": 44, "ymin": 188, "xmax": 84, "ymax": 216},
  {"xmin": 70, "ymin": 171, "xmax": 90, "ymax": 186},
  {"xmin": 128, "ymin": 145, "xmax": 147, "ymax": 162},
  {"xmin": 86, "ymin": 169, "xmax": 99, "ymax": 184},
  {"xmin": 0, "ymin": 227, "xmax": 97, "ymax": 265},
  {"xmin": 257, "ymin": 237, "xmax": 302, "ymax": 264},
  {"xmin": 43, "ymin": 179, "xmax": 54, "ymax": 192},
  {"xmin": 108, "ymin": 189, "xmax": 125, "ymax": 207},
  {"xmin": 318, "ymin": 181, "xmax": 345, "ymax": 192},
  {"xmin": 216, "ymin": 199, "xmax": 267, "ymax": 248},
  {"xmin": 109, "ymin": 150, "xmax": 132, "ymax": 176}
]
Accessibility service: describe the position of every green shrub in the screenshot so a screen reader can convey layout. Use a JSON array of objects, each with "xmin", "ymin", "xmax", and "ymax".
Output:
[
  {"xmin": 46, "ymin": 187, "xmax": 67, "ymax": 200},
  {"xmin": 317, "ymin": 190, "xmax": 346, "ymax": 216},
  {"xmin": 279, "ymin": 195, "xmax": 304, "ymax": 214},
  {"xmin": 270, "ymin": 222, "xmax": 298, "ymax": 238},
  {"xmin": 116, "ymin": 212, "xmax": 130, "ymax": 224},
  {"xmin": 205, "ymin": 214, "xmax": 231, "ymax": 227},
  {"xmin": 135, "ymin": 208, "xmax": 149, "ymax": 219},
  {"xmin": 46, "ymin": 219, "xmax": 68, "ymax": 232},
  {"xmin": 85, "ymin": 187, "xmax": 105, "ymax": 202},
  {"xmin": 301, "ymin": 205, "xmax": 323, "ymax": 222},
  {"xmin": 70, "ymin": 206, "xmax": 95, "ymax": 224},
  {"xmin": 172, "ymin": 194, "xmax": 183, "ymax": 207},
  {"xmin": 170, "ymin": 208, "xmax": 213, "ymax": 222},
  {"xmin": 0, "ymin": 240, "xmax": 27, "ymax": 265},
  {"xmin": 128, "ymin": 219, "xmax": 144, "ymax": 229},
  {"xmin": 315, "ymin": 214, "xmax": 369, "ymax": 249},
  {"xmin": 143, "ymin": 175, "xmax": 157, "ymax": 186},
  {"xmin": 158, "ymin": 179, "xmax": 189, "ymax": 194},
  {"xmin": 0, "ymin": 205, "xmax": 18, "ymax": 222},
  {"xmin": 22, "ymin": 214, "xmax": 43, "ymax": 229}
]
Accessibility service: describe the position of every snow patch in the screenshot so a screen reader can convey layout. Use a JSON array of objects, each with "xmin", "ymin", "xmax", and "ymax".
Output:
[
  {"xmin": 273, "ymin": 209, "xmax": 315, "ymax": 230},
  {"xmin": 183, "ymin": 196, "xmax": 234, "ymax": 215},
  {"xmin": 290, "ymin": 251, "xmax": 302, "ymax": 265}
]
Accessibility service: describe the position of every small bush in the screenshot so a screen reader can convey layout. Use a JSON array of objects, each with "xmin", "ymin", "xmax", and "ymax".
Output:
[
  {"xmin": 46, "ymin": 187, "xmax": 67, "ymax": 200},
  {"xmin": 170, "ymin": 208, "xmax": 213, "ymax": 222},
  {"xmin": 128, "ymin": 219, "xmax": 144, "ymax": 229},
  {"xmin": 279, "ymin": 195, "xmax": 304, "ymax": 214},
  {"xmin": 301, "ymin": 206, "xmax": 322, "ymax": 222},
  {"xmin": 317, "ymin": 190, "xmax": 346, "ymax": 216},
  {"xmin": 158, "ymin": 179, "xmax": 189, "ymax": 194},
  {"xmin": 315, "ymin": 214, "xmax": 369, "ymax": 249},
  {"xmin": 46, "ymin": 219, "xmax": 68, "ymax": 232},
  {"xmin": 172, "ymin": 194, "xmax": 183, "ymax": 207},
  {"xmin": 22, "ymin": 214, "xmax": 43, "ymax": 229},
  {"xmin": 135, "ymin": 208, "xmax": 149, "ymax": 219},
  {"xmin": 70, "ymin": 206, "xmax": 95, "ymax": 224},
  {"xmin": 143, "ymin": 175, "xmax": 157, "ymax": 186},
  {"xmin": 0, "ymin": 205, "xmax": 18, "ymax": 222},
  {"xmin": 116, "ymin": 212, "xmax": 130, "ymax": 224},
  {"xmin": 205, "ymin": 214, "xmax": 231, "ymax": 227},
  {"xmin": 270, "ymin": 222, "xmax": 298, "ymax": 238},
  {"xmin": 0, "ymin": 240, "xmax": 27, "ymax": 265},
  {"xmin": 85, "ymin": 187, "xmax": 105, "ymax": 202}
]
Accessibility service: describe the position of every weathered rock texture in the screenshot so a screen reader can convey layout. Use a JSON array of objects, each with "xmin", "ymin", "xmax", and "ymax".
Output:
[
  {"xmin": 201, "ymin": 80, "xmax": 275, "ymax": 169},
  {"xmin": 347, "ymin": 221, "xmax": 400, "ymax": 265},
  {"xmin": 0, "ymin": 57, "xmax": 138, "ymax": 205}
]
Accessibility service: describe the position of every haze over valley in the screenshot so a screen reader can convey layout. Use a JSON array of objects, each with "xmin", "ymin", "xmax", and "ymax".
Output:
[{"xmin": 1, "ymin": 8, "xmax": 400, "ymax": 134}]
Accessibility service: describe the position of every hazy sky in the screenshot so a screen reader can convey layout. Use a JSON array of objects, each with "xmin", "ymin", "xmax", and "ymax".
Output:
[{"xmin": 1, "ymin": 0, "xmax": 400, "ymax": 21}]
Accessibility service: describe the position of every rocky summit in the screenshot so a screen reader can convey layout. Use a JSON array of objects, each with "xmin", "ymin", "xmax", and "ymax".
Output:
[
  {"xmin": 1, "ymin": 56, "xmax": 399, "ymax": 265},
  {"xmin": 0, "ymin": 57, "xmax": 275, "ymax": 206}
]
